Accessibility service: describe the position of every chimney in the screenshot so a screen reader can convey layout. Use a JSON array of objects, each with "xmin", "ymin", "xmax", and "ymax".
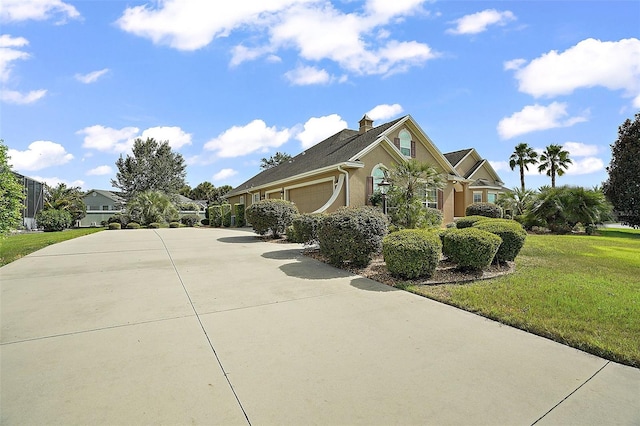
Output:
[{"xmin": 358, "ymin": 114, "xmax": 374, "ymax": 134}]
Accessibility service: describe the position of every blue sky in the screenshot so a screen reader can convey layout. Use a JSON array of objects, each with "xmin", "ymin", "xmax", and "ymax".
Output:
[{"xmin": 2, "ymin": 0, "xmax": 639, "ymax": 193}]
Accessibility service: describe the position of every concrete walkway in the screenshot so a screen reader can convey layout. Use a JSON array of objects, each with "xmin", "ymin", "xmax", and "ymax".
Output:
[{"xmin": 1, "ymin": 228, "xmax": 638, "ymax": 425}]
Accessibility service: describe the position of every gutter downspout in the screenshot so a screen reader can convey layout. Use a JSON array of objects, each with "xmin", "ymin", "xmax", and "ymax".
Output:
[{"xmin": 337, "ymin": 165, "xmax": 349, "ymax": 207}]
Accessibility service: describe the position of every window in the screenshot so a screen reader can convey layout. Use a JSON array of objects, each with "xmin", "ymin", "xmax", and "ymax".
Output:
[
  {"xmin": 418, "ymin": 185, "xmax": 438, "ymax": 209},
  {"xmin": 253, "ymin": 193, "xmax": 260, "ymax": 203},
  {"xmin": 399, "ymin": 130, "xmax": 411, "ymax": 157},
  {"xmin": 487, "ymin": 193, "xmax": 497, "ymax": 204},
  {"xmin": 473, "ymin": 192, "xmax": 482, "ymax": 203},
  {"xmin": 372, "ymin": 165, "xmax": 387, "ymax": 192},
  {"xmin": 102, "ymin": 205, "xmax": 109, "ymax": 211}
]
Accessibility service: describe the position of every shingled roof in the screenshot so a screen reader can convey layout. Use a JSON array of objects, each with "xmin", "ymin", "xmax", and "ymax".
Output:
[
  {"xmin": 226, "ymin": 116, "xmax": 406, "ymax": 197},
  {"xmin": 443, "ymin": 148, "xmax": 473, "ymax": 167}
]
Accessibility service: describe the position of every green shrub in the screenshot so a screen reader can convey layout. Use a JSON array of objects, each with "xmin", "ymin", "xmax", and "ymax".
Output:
[
  {"xmin": 36, "ymin": 209, "xmax": 72, "ymax": 232},
  {"xmin": 234, "ymin": 204, "xmax": 245, "ymax": 227},
  {"xmin": 200, "ymin": 218, "xmax": 210, "ymax": 226},
  {"xmin": 222, "ymin": 204, "xmax": 232, "ymax": 227},
  {"xmin": 126, "ymin": 222, "xmax": 141, "ymax": 229},
  {"xmin": 169, "ymin": 222, "xmax": 181, "ymax": 228},
  {"xmin": 455, "ymin": 215, "xmax": 489, "ymax": 228},
  {"xmin": 209, "ymin": 205, "xmax": 222, "ymax": 227},
  {"xmin": 245, "ymin": 199, "xmax": 299, "ymax": 238},
  {"xmin": 318, "ymin": 206, "xmax": 388, "ymax": 267},
  {"xmin": 180, "ymin": 213, "xmax": 200, "ymax": 227},
  {"xmin": 383, "ymin": 229, "xmax": 442, "ymax": 279},
  {"xmin": 473, "ymin": 219, "xmax": 527, "ymax": 262},
  {"xmin": 108, "ymin": 222, "xmax": 121, "ymax": 230},
  {"xmin": 289, "ymin": 213, "xmax": 326, "ymax": 244},
  {"xmin": 422, "ymin": 207, "xmax": 443, "ymax": 228},
  {"xmin": 148, "ymin": 222, "xmax": 161, "ymax": 228},
  {"xmin": 442, "ymin": 228, "xmax": 502, "ymax": 270},
  {"xmin": 466, "ymin": 202, "xmax": 503, "ymax": 218},
  {"xmin": 107, "ymin": 212, "xmax": 130, "ymax": 227}
]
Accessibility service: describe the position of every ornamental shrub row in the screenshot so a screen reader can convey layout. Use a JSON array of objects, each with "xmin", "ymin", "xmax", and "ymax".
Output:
[
  {"xmin": 472, "ymin": 219, "xmax": 527, "ymax": 262},
  {"xmin": 443, "ymin": 228, "xmax": 502, "ymax": 270},
  {"xmin": 245, "ymin": 199, "xmax": 299, "ymax": 238},
  {"xmin": 465, "ymin": 202, "xmax": 503, "ymax": 218},
  {"xmin": 288, "ymin": 213, "xmax": 327, "ymax": 244},
  {"xmin": 382, "ymin": 229, "xmax": 441, "ymax": 279}
]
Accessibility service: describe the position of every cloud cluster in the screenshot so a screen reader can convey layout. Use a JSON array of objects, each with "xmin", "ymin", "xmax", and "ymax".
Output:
[
  {"xmin": 0, "ymin": 0, "xmax": 80, "ymax": 23},
  {"xmin": 562, "ymin": 142, "xmax": 604, "ymax": 175},
  {"xmin": 204, "ymin": 120, "xmax": 291, "ymax": 158},
  {"xmin": 447, "ymin": 9, "xmax": 515, "ymax": 35},
  {"xmin": 296, "ymin": 114, "xmax": 348, "ymax": 149},
  {"xmin": 0, "ymin": 35, "xmax": 47, "ymax": 104},
  {"xmin": 366, "ymin": 103, "xmax": 404, "ymax": 121},
  {"xmin": 8, "ymin": 141, "xmax": 74, "ymax": 171},
  {"xmin": 116, "ymin": 0, "xmax": 436, "ymax": 81},
  {"xmin": 86, "ymin": 165, "xmax": 113, "ymax": 176},
  {"xmin": 497, "ymin": 102, "xmax": 588, "ymax": 140},
  {"xmin": 78, "ymin": 125, "xmax": 193, "ymax": 153},
  {"xmin": 75, "ymin": 68, "xmax": 110, "ymax": 84}
]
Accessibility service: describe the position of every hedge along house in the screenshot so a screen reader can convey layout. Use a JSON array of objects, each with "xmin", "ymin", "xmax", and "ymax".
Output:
[{"xmin": 224, "ymin": 114, "xmax": 508, "ymax": 224}]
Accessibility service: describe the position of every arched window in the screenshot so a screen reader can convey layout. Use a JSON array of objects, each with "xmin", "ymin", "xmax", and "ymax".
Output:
[
  {"xmin": 399, "ymin": 130, "xmax": 411, "ymax": 157},
  {"xmin": 372, "ymin": 165, "xmax": 387, "ymax": 191}
]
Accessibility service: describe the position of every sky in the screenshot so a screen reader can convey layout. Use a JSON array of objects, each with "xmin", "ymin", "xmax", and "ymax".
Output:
[{"xmin": 1, "ymin": 0, "xmax": 639, "ymax": 193}]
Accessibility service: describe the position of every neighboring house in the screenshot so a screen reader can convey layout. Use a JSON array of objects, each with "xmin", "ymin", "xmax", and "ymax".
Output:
[
  {"xmin": 225, "ymin": 114, "xmax": 508, "ymax": 224},
  {"xmin": 12, "ymin": 172, "xmax": 45, "ymax": 230},
  {"xmin": 79, "ymin": 189, "xmax": 125, "ymax": 227}
]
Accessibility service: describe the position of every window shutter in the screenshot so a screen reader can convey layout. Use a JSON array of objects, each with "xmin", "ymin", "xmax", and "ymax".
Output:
[
  {"xmin": 366, "ymin": 176, "xmax": 374, "ymax": 205},
  {"xmin": 411, "ymin": 140, "xmax": 416, "ymax": 158},
  {"xmin": 438, "ymin": 189, "xmax": 444, "ymax": 211},
  {"xmin": 393, "ymin": 138, "xmax": 400, "ymax": 150}
]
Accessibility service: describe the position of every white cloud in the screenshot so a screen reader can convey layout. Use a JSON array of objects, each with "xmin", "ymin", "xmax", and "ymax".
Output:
[
  {"xmin": 488, "ymin": 160, "xmax": 510, "ymax": 172},
  {"xmin": 75, "ymin": 68, "xmax": 110, "ymax": 84},
  {"xmin": 497, "ymin": 102, "xmax": 588, "ymax": 140},
  {"xmin": 31, "ymin": 176, "xmax": 85, "ymax": 189},
  {"xmin": 86, "ymin": 165, "xmax": 113, "ymax": 176},
  {"xmin": 78, "ymin": 125, "xmax": 140, "ymax": 153},
  {"xmin": 507, "ymin": 38, "xmax": 640, "ymax": 104},
  {"xmin": 296, "ymin": 114, "xmax": 347, "ymax": 149},
  {"xmin": 1, "ymin": 89, "xmax": 47, "ymax": 104},
  {"xmin": 213, "ymin": 168, "xmax": 238, "ymax": 181},
  {"xmin": 503, "ymin": 58, "xmax": 525, "ymax": 71},
  {"xmin": 116, "ymin": 1, "xmax": 436, "ymax": 77},
  {"xmin": 8, "ymin": 141, "xmax": 73, "ymax": 171},
  {"xmin": 447, "ymin": 9, "xmax": 515, "ymax": 35},
  {"xmin": 284, "ymin": 65, "xmax": 331, "ymax": 85},
  {"xmin": 139, "ymin": 126, "xmax": 192, "ymax": 150},
  {"xmin": 0, "ymin": 34, "xmax": 30, "ymax": 82},
  {"xmin": 204, "ymin": 119, "xmax": 291, "ymax": 158},
  {"xmin": 566, "ymin": 157, "xmax": 605, "ymax": 175},
  {"xmin": 366, "ymin": 103, "xmax": 404, "ymax": 121},
  {"xmin": 0, "ymin": 0, "xmax": 80, "ymax": 23},
  {"xmin": 563, "ymin": 142, "xmax": 599, "ymax": 157}
]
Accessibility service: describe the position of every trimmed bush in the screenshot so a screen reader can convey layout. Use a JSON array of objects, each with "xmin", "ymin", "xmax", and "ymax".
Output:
[
  {"xmin": 200, "ymin": 218, "xmax": 210, "ymax": 226},
  {"xmin": 473, "ymin": 219, "xmax": 527, "ymax": 262},
  {"xmin": 180, "ymin": 213, "xmax": 200, "ymax": 227},
  {"xmin": 465, "ymin": 202, "xmax": 503, "ymax": 218},
  {"xmin": 245, "ymin": 199, "xmax": 299, "ymax": 238},
  {"xmin": 383, "ymin": 229, "xmax": 442, "ymax": 279},
  {"xmin": 318, "ymin": 206, "xmax": 388, "ymax": 267},
  {"xmin": 455, "ymin": 215, "xmax": 489, "ymax": 229},
  {"xmin": 289, "ymin": 213, "xmax": 326, "ymax": 244},
  {"xmin": 126, "ymin": 222, "xmax": 141, "ymax": 229},
  {"xmin": 422, "ymin": 207, "xmax": 443, "ymax": 228},
  {"xmin": 234, "ymin": 204, "xmax": 246, "ymax": 227},
  {"xmin": 108, "ymin": 222, "xmax": 121, "ymax": 230},
  {"xmin": 209, "ymin": 205, "xmax": 222, "ymax": 227},
  {"xmin": 107, "ymin": 212, "xmax": 130, "ymax": 227},
  {"xmin": 222, "ymin": 204, "xmax": 232, "ymax": 227},
  {"xmin": 36, "ymin": 209, "xmax": 72, "ymax": 232},
  {"xmin": 169, "ymin": 222, "xmax": 181, "ymax": 228},
  {"xmin": 442, "ymin": 228, "xmax": 502, "ymax": 270},
  {"xmin": 148, "ymin": 222, "xmax": 161, "ymax": 228}
]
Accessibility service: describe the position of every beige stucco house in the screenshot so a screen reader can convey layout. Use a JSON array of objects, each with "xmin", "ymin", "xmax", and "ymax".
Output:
[{"xmin": 225, "ymin": 114, "xmax": 508, "ymax": 224}]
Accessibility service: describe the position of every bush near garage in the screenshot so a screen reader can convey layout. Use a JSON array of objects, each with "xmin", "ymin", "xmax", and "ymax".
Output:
[
  {"xmin": 473, "ymin": 219, "xmax": 527, "ymax": 263},
  {"xmin": 234, "ymin": 204, "xmax": 246, "ymax": 227},
  {"xmin": 383, "ymin": 229, "xmax": 442, "ymax": 279},
  {"xmin": 318, "ymin": 206, "xmax": 388, "ymax": 267},
  {"xmin": 208, "ymin": 205, "xmax": 222, "ymax": 227},
  {"xmin": 245, "ymin": 199, "xmax": 299, "ymax": 238},
  {"xmin": 288, "ymin": 213, "xmax": 327, "ymax": 244},
  {"xmin": 465, "ymin": 202, "xmax": 503, "ymax": 218},
  {"xmin": 442, "ymin": 228, "xmax": 502, "ymax": 270},
  {"xmin": 222, "ymin": 204, "xmax": 232, "ymax": 227}
]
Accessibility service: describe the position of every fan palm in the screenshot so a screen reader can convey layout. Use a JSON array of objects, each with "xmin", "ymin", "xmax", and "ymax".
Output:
[
  {"xmin": 538, "ymin": 144, "xmax": 572, "ymax": 188},
  {"xmin": 509, "ymin": 143, "xmax": 538, "ymax": 191}
]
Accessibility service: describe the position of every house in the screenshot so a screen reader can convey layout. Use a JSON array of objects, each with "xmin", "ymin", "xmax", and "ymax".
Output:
[
  {"xmin": 79, "ymin": 189, "xmax": 125, "ymax": 227},
  {"xmin": 12, "ymin": 172, "xmax": 45, "ymax": 230},
  {"xmin": 224, "ymin": 114, "xmax": 508, "ymax": 224}
]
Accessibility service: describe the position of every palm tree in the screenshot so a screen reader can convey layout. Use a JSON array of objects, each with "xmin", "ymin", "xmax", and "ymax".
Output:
[
  {"xmin": 44, "ymin": 183, "xmax": 86, "ymax": 223},
  {"xmin": 509, "ymin": 143, "xmax": 538, "ymax": 191},
  {"xmin": 496, "ymin": 187, "xmax": 535, "ymax": 216},
  {"xmin": 126, "ymin": 190, "xmax": 179, "ymax": 225},
  {"xmin": 538, "ymin": 144, "xmax": 572, "ymax": 188}
]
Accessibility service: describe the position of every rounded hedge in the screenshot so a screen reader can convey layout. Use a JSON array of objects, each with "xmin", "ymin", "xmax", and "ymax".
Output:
[
  {"xmin": 473, "ymin": 219, "xmax": 527, "ymax": 262},
  {"xmin": 318, "ymin": 206, "xmax": 388, "ymax": 267},
  {"xmin": 465, "ymin": 202, "xmax": 503, "ymax": 218},
  {"xmin": 148, "ymin": 222, "xmax": 161, "ymax": 229},
  {"xmin": 288, "ymin": 213, "xmax": 326, "ymax": 244},
  {"xmin": 455, "ymin": 215, "xmax": 490, "ymax": 229},
  {"xmin": 443, "ymin": 228, "xmax": 502, "ymax": 270},
  {"xmin": 180, "ymin": 213, "xmax": 200, "ymax": 227},
  {"xmin": 169, "ymin": 222, "xmax": 181, "ymax": 228},
  {"xmin": 108, "ymin": 222, "xmax": 121, "ymax": 230},
  {"xmin": 36, "ymin": 209, "xmax": 72, "ymax": 232},
  {"xmin": 126, "ymin": 222, "xmax": 141, "ymax": 229},
  {"xmin": 245, "ymin": 199, "xmax": 299, "ymax": 238},
  {"xmin": 383, "ymin": 229, "xmax": 442, "ymax": 279}
]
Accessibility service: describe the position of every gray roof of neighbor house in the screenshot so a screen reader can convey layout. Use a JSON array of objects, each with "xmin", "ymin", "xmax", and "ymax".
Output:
[
  {"xmin": 226, "ymin": 116, "xmax": 405, "ymax": 197},
  {"xmin": 86, "ymin": 189, "xmax": 125, "ymax": 204},
  {"xmin": 443, "ymin": 148, "xmax": 473, "ymax": 168}
]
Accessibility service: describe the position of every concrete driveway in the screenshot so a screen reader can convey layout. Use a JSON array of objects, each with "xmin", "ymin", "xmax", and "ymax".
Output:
[{"xmin": 1, "ymin": 228, "xmax": 638, "ymax": 425}]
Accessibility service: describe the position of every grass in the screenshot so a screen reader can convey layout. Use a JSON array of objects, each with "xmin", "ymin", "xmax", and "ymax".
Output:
[
  {"xmin": 405, "ymin": 228, "xmax": 640, "ymax": 368},
  {"xmin": 0, "ymin": 228, "xmax": 105, "ymax": 267}
]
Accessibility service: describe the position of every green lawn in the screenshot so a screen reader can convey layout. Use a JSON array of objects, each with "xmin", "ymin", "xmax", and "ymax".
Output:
[
  {"xmin": 406, "ymin": 228, "xmax": 640, "ymax": 368},
  {"xmin": 0, "ymin": 228, "xmax": 105, "ymax": 267}
]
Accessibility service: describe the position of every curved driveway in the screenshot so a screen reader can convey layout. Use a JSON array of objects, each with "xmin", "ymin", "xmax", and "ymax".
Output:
[{"xmin": 1, "ymin": 228, "xmax": 639, "ymax": 425}]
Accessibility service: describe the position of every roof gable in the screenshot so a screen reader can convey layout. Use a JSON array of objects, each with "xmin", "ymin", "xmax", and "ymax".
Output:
[{"xmin": 444, "ymin": 149, "xmax": 474, "ymax": 168}]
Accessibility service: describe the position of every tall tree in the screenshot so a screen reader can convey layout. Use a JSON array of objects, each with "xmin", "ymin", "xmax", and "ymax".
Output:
[
  {"xmin": 509, "ymin": 142, "xmax": 538, "ymax": 191},
  {"xmin": 112, "ymin": 138, "xmax": 187, "ymax": 201},
  {"xmin": 0, "ymin": 141, "xmax": 25, "ymax": 234},
  {"xmin": 260, "ymin": 152, "xmax": 292, "ymax": 170},
  {"xmin": 603, "ymin": 113, "xmax": 640, "ymax": 228},
  {"xmin": 191, "ymin": 181, "xmax": 216, "ymax": 201},
  {"xmin": 44, "ymin": 183, "xmax": 86, "ymax": 223},
  {"xmin": 538, "ymin": 144, "xmax": 572, "ymax": 188},
  {"xmin": 126, "ymin": 190, "xmax": 179, "ymax": 226}
]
